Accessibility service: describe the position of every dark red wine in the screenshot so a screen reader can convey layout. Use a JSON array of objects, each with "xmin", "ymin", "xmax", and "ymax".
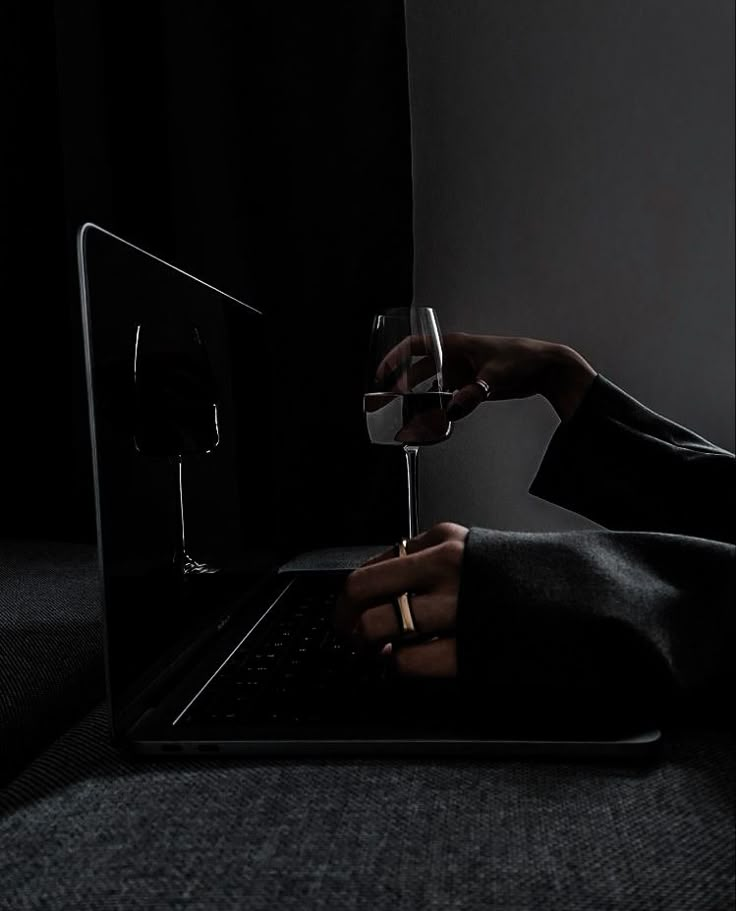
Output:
[
  {"xmin": 134, "ymin": 352, "xmax": 219, "ymax": 457},
  {"xmin": 364, "ymin": 391, "xmax": 452, "ymax": 445}
]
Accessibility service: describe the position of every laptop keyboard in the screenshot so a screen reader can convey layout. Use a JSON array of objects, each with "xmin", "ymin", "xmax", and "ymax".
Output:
[{"xmin": 179, "ymin": 584, "xmax": 372, "ymax": 727}]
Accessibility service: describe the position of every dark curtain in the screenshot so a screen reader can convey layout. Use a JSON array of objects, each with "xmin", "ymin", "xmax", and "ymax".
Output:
[
  {"xmin": 1, "ymin": 2, "xmax": 74, "ymax": 540},
  {"xmin": 1, "ymin": 1, "xmax": 414, "ymax": 548}
]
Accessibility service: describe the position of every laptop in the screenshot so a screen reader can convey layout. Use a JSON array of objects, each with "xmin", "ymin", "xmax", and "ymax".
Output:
[{"xmin": 78, "ymin": 223, "xmax": 661, "ymax": 758}]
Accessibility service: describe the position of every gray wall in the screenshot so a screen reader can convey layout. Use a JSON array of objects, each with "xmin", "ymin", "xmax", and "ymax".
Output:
[{"xmin": 405, "ymin": 0, "xmax": 734, "ymax": 532}]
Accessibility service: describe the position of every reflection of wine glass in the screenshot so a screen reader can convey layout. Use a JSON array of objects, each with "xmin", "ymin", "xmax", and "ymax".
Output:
[
  {"xmin": 133, "ymin": 322, "xmax": 220, "ymax": 575},
  {"xmin": 364, "ymin": 307, "xmax": 451, "ymax": 539}
]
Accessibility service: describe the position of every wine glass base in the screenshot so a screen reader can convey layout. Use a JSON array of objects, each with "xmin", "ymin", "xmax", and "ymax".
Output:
[{"xmin": 174, "ymin": 553, "xmax": 220, "ymax": 575}]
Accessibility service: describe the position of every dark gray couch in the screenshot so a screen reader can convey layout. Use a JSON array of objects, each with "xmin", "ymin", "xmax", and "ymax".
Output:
[{"xmin": 1, "ymin": 540, "xmax": 734, "ymax": 910}]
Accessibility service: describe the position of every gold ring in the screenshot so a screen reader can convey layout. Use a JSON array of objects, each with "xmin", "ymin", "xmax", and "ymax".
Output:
[{"xmin": 394, "ymin": 539, "xmax": 416, "ymax": 635}]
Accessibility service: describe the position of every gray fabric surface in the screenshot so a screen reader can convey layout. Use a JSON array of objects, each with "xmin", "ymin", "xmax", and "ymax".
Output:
[
  {"xmin": 1, "ymin": 703, "xmax": 733, "ymax": 911},
  {"xmin": 0, "ymin": 540, "xmax": 732, "ymax": 909},
  {"xmin": 0, "ymin": 540, "xmax": 104, "ymax": 781}
]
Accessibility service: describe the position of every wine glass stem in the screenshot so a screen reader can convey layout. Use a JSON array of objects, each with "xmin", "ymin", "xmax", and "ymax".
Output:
[
  {"xmin": 174, "ymin": 455, "xmax": 188, "ymax": 558},
  {"xmin": 404, "ymin": 445, "xmax": 420, "ymax": 539}
]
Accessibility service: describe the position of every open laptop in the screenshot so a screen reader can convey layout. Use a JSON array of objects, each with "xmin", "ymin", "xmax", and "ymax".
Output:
[{"xmin": 78, "ymin": 223, "xmax": 661, "ymax": 758}]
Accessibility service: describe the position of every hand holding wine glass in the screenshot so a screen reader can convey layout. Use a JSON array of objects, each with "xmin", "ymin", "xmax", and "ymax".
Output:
[{"xmin": 378, "ymin": 331, "xmax": 596, "ymax": 423}]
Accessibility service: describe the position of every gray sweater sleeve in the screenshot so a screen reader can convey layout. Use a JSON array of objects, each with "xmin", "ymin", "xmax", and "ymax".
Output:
[
  {"xmin": 457, "ymin": 528, "xmax": 735, "ymax": 718},
  {"xmin": 456, "ymin": 377, "xmax": 735, "ymax": 719},
  {"xmin": 529, "ymin": 375, "xmax": 735, "ymax": 545}
]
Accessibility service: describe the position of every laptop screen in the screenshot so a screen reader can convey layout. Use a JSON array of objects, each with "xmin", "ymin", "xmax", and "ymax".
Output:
[{"xmin": 79, "ymin": 224, "xmax": 280, "ymax": 729}]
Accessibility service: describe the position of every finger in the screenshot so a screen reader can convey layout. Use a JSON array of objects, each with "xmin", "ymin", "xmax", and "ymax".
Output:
[
  {"xmin": 350, "ymin": 592, "xmax": 456, "ymax": 643},
  {"xmin": 393, "ymin": 637, "xmax": 457, "ymax": 677},
  {"xmin": 395, "ymin": 407, "xmax": 450, "ymax": 443},
  {"xmin": 360, "ymin": 523, "xmax": 464, "ymax": 567},
  {"xmin": 402, "ymin": 355, "xmax": 440, "ymax": 393},
  {"xmin": 446, "ymin": 384, "xmax": 484, "ymax": 420},
  {"xmin": 374, "ymin": 354, "xmax": 440, "ymax": 394},
  {"xmin": 375, "ymin": 334, "xmax": 430, "ymax": 386}
]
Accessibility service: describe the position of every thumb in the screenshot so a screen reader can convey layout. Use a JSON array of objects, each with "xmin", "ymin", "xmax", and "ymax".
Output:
[{"xmin": 447, "ymin": 382, "xmax": 486, "ymax": 420}]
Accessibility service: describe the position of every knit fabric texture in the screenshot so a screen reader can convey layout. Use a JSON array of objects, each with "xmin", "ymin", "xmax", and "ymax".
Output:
[
  {"xmin": 0, "ymin": 540, "xmax": 104, "ymax": 781},
  {"xmin": 1, "ymin": 543, "xmax": 733, "ymax": 910},
  {"xmin": 0, "ymin": 704, "xmax": 733, "ymax": 911}
]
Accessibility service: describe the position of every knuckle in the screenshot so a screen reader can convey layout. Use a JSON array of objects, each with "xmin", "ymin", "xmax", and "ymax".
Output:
[
  {"xmin": 434, "ymin": 522, "xmax": 467, "ymax": 543},
  {"xmin": 438, "ymin": 539, "xmax": 464, "ymax": 567}
]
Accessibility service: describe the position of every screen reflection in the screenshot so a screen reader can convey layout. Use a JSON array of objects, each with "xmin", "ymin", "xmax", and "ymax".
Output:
[{"xmin": 80, "ymin": 225, "xmax": 276, "ymax": 726}]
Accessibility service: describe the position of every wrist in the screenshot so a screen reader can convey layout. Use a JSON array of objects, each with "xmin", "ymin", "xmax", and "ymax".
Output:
[{"xmin": 539, "ymin": 344, "xmax": 596, "ymax": 421}]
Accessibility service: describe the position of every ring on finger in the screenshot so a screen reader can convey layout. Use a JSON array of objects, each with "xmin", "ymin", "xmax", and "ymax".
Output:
[
  {"xmin": 393, "ymin": 538, "xmax": 417, "ymax": 636},
  {"xmin": 394, "ymin": 590, "xmax": 417, "ymax": 636}
]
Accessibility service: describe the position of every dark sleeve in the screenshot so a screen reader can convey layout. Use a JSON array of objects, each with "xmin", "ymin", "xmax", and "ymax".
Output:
[
  {"xmin": 529, "ymin": 375, "xmax": 735, "ymax": 545},
  {"xmin": 456, "ymin": 528, "xmax": 735, "ymax": 723}
]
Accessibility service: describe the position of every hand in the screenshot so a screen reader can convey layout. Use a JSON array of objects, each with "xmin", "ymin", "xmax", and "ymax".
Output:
[
  {"xmin": 377, "ymin": 332, "xmax": 596, "ymax": 422},
  {"xmin": 335, "ymin": 522, "xmax": 469, "ymax": 677}
]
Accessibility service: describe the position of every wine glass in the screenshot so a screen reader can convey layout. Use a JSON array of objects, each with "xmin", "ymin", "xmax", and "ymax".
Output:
[
  {"xmin": 364, "ymin": 307, "xmax": 452, "ymax": 539},
  {"xmin": 133, "ymin": 321, "xmax": 220, "ymax": 575}
]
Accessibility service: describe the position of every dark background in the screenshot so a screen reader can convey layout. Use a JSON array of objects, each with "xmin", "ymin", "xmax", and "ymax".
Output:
[
  {"xmin": 4, "ymin": 1, "xmax": 732, "ymax": 546},
  {"xmin": 2, "ymin": 1, "xmax": 414, "ymax": 548}
]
